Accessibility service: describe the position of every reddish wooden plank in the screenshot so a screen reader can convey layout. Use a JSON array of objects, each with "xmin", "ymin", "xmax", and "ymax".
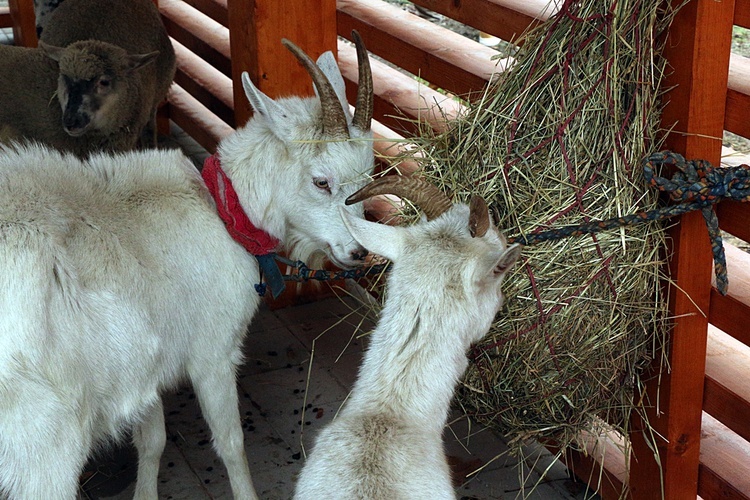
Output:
[
  {"xmin": 698, "ymin": 413, "xmax": 750, "ymax": 500},
  {"xmin": 409, "ymin": 0, "xmax": 555, "ymax": 43},
  {"xmin": 337, "ymin": 0, "xmax": 505, "ymax": 99},
  {"xmin": 725, "ymin": 53, "xmax": 750, "ymax": 138},
  {"xmin": 718, "ymin": 200, "xmax": 750, "ymax": 244},
  {"xmin": 160, "ymin": 0, "xmax": 231, "ymax": 77},
  {"xmin": 629, "ymin": 1, "xmax": 735, "ymax": 498},
  {"xmin": 227, "ymin": 0, "xmax": 337, "ymax": 126},
  {"xmin": 708, "ymin": 243, "xmax": 750, "ymax": 346},
  {"xmin": 704, "ymin": 325, "xmax": 750, "ymax": 443},
  {"xmin": 736, "ymin": 0, "xmax": 750, "ymax": 28},
  {"xmin": 0, "ymin": 7, "xmax": 11, "ymax": 29},
  {"xmin": 8, "ymin": 0, "xmax": 36, "ymax": 47}
]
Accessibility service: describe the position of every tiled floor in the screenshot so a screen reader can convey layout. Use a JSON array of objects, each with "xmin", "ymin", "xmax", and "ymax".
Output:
[{"xmin": 80, "ymin": 296, "xmax": 595, "ymax": 500}]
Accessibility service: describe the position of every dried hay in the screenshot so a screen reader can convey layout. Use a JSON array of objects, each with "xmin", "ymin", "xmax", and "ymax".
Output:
[{"xmin": 379, "ymin": 0, "xmax": 684, "ymax": 479}]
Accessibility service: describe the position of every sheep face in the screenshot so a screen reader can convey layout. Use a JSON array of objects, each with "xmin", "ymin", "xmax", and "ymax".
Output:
[{"xmin": 40, "ymin": 40, "xmax": 158, "ymax": 138}]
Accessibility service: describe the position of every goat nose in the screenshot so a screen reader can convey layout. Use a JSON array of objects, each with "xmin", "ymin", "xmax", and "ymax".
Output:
[{"xmin": 351, "ymin": 248, "xmax": 368, "ymax": 261}]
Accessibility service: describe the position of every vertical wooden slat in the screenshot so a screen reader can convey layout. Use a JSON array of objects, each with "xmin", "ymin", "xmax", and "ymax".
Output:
[
  {"xmin": 628, "ymin": 0, "xmax": 735, "ymax": 498},
  {"xmin": 227, "ymin": 0, "xmax": 337, "ymax": 126},
  {"xmin": 8, "ymin": 0, "xmax": 36, "ymax": 47}
]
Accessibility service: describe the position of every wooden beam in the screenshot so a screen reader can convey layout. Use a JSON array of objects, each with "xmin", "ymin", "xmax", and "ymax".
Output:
[
  {"xmin": 160, "ymin": 0, "xmax": 231, "ymax": 77},
  {"xmin": 698, "ymin": 413, "xmax": 750, "ymax": 499},
  {"xmin": 167, "ymin": 84, "xmax": 234, "ymax": 154},
  {"xmin": 171, "ymin": 37, "xmax": 235, "ymax": 128},
  {"xmin": 704, "ymin": 324, "xmax": 750, "ymax": 443},
  {"xmin": 409, "ymin": 0, "xmax": 555, "ymax": 43},
  {"xmin": 337, "ymin": 39, "xmax": 465, "ymax": 135},
  {"xmin": 628, "ymin": 0, "xmax": 735, "ymax": 498},
  {"xmin": 725, "ymin": 53, "xmax": 750, "ymax": 139},
  {"xmin": 0, "ymin": 6, "xmax": 11, "ymax": 29},
  {"xmin": 337, "ymin": 0, "xmax": 506, "ymax": 99},
  {"xmin": 708, "ymin": 243, "xmax": 750, "ymax": 347},
  {"xmin": 180, "ymin": 0, "xmax": 228, "ymax": 27},
  {"xmin": 8, "ymin": 0, "xmax": 36, "ymax": 47},
  {"xmin": 736, "ymin": 0, "xmax": 750, "ymax": 28},
  {"xmin": 227, "ymin": 0, "xmax": 337, "ymax": 126}
]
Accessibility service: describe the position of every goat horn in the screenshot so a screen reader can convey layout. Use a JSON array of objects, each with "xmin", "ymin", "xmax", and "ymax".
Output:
[
  {"xmin": 281, "ymin": 38, "xmax": 350, "ymax": 140},
  {"xmin": 350, "ymin": 30, "xmax": 373, "ymax": 133},
  {"xmin": 346, "ymin": 175, "xmax": 452, "ymax": 220},
  {"xmin": 469, "ymin": 196, "xmax": 490, "ymax": 238}
]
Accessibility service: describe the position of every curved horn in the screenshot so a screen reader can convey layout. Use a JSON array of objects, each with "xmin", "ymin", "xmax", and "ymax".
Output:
[
  {"xmin": 346, "ymin": 175, "xmax": 452, "ymax": 220},
  {"xmin": 469, "ymin": 196, "xmax": 490, "ymax": 238},
  {"xmin": 281, "ymin": 38, "xmax": 349, "ymax": 139},
  {"xmin": 350, "ymin": 30, "xmax": 373, "ymax": 132}
]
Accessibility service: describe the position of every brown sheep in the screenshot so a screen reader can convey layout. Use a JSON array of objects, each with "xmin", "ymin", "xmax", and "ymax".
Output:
[{"xmin": 0, "ymin": 0, "xmax": 175, "ymax": 157}]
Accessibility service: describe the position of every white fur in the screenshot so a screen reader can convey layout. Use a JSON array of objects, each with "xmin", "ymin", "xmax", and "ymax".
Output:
[
  {"xmin": 294, "ymin": 204, "xmax": 522, "ymax": 500},
  {"xmin": 0, "ymin": 50, "xmax": 374, "ymax": 500}
]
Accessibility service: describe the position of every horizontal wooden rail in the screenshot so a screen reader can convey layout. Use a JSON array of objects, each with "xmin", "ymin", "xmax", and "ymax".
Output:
[
  {"xmin": 171, "ymin": 37, "xmax": 235, "ymax": 128},
  {"xmin": 704, "ymin": 324, "xmax": 750, "ymax": 444},
  {"xmin": 699, "ymin": 412, "xmax": 750, "ymax": 500},
  {"xmin": 736, "ymin": 0, "xmax": 750, "ymax": 28},
  {"xmin": 726, "ymin": 53, "xmax": 750, "ymax": 139},
  {"xmin": 0, "ymin": 6, "xmax": 10, "ymax": 28},
  {"xmin": 181, "ymin": 0, "xmax": 228, "ymax": 27},
  {"xmin": 409, "ymin": 0, "xmax": 555, "ymax": 43},
  {"xmin": 167, "ymin": 84, "xmax": 234, "ymax": 154},
  {"xmin": 709, "ymin": 242, "xmax": 750, "ymax": 347},
  {"xmin": 338, "ymin": 39, "xmax": 465, "ymax": 135},
  {"xmin": 337, "ymin": 0, "xmax": 508, "ymax": 99},
  {"xmin": 160, "ymin": 0, "xmax": 231, "ymax": 78}
]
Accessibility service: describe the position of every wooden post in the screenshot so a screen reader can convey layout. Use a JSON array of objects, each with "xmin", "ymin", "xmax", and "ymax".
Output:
[
  {"xmin": 226, "ymin": 0, "xmax": 338, "ymax": 126},
  {"xmin": 628, "ymin": 0, "xmax": 735, "ymax": 498},
  {"xmin": 8, "ymin": 0, "xmax": 37, "ymax": 47}
]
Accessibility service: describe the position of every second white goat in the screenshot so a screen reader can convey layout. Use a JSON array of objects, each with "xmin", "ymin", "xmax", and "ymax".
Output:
[
  {"xmin": 0, "ymin": 33, "xmax": 374, "ymax": 500},
  {"xmin": 294, "ymin": 176, "xmax": 522, "ymax": 499}
]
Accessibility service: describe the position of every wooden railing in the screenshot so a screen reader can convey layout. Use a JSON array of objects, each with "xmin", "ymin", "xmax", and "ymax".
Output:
[{"xmin": 3, "ymin": 0, "xmax": 750, "ymax": 497}]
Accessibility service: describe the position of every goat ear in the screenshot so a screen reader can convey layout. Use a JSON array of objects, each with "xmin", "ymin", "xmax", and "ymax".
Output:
[
  {"xmin": 493, "ymin": 243, "xmax": 522, "ymax": 276},
  {"xmin": 339, "ymin": 207, "xmax": 404, "ymax": 262},
  {"xmin": 38, "ymin": 41, "xmax": 64, "ymax": 62},
  {"xmin": 241, "ymin": 72, "xmax": 287, "ymax": 132},
  {"xmin": 315, "ymin": 51, "xmax": 352, "ymax": 121},
  {"xmin": 126, "ymin": 51, "xmax": 160, "ymax": 72}
]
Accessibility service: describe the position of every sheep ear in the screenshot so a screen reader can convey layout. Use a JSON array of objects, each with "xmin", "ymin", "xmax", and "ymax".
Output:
[
  {"xmin": 126, "ymin": 51, "xmax": 159, "ymax": 72},
  {"xmin": 38, "ymin": 41, "xmax": 64, "ymax": 62},
  {"xmin": 241, "ymin": 72, "xmax": 288, "ymax": 135},
  {"xmin": 316, "ymin": 51, "xmax": 352, "ymax": 121},
  {"xmin": 339, "ymin": 207, "xmax": 404, "ymax": 262},
  {"xmin": 493, "ymin": 243, "xmax": 522, "ymax": 276}
]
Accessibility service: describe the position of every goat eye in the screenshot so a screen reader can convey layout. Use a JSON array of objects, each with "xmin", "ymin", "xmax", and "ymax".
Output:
[
  {"xmin": 313, "ymin": 178, "xmax": 331, "ymax": 192},
  {"xmin": 98, "ymin": 77, "xmax": 111, "ymax": 88}
]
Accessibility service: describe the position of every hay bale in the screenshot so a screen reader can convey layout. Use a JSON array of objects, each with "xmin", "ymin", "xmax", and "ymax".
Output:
[{"xmin": 388, "ymin": 0, "xmax": 682, "ymax": 456}]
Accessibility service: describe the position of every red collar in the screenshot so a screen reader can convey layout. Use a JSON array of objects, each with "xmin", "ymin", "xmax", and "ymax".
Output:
[{"xmin": 202, "ymin": 154, "xmax": 279, "ymax": 255}]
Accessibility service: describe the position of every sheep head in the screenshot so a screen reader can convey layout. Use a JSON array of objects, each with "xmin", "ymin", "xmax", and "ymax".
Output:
[
  {"xmin": 39, "ymin": 40, "xmax": 158, "ymax": 138},
  {"xmin": 342, "ymin": 175, "xmax": 522, "ymax": 343},
  {"xmin": 220, "ymin": 31, "xmax": 374, "ymax": 269}
]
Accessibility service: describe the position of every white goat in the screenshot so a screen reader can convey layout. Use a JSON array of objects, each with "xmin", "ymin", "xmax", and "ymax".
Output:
[
  {"xmin": 294, "ymin": 176, "xmax": 522, "ymax": 500},
  {"xmin": 0, "ymin": 33, "xmax": 374, "ymax": 500}
]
